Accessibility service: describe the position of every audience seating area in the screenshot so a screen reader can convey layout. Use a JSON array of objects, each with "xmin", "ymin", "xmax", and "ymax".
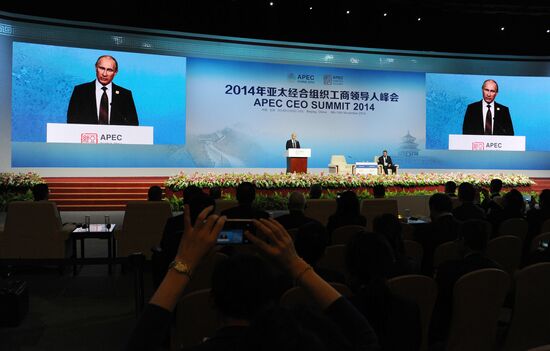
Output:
[{"xmin": 2, "ymin": 185, "xmax": 550, "ymax": 351}]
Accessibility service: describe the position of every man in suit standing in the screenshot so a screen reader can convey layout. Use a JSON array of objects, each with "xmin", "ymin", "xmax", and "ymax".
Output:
[
  {"xmin": 67, "ymin": 55, "xmax": 139, "ymax": 126},
  {"xmin": 285, "ymin": 132, "xmax": 300, "ymax": 149},
  {"xmin": 462, "ymin": 79, "xmax": 514, "ymax": 135},
  {"xmin": 377, "ymin": 150, "xmax": 396, "ymax": 175}
]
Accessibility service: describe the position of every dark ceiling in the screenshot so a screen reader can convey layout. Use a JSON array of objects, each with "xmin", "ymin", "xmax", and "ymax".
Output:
[{"xmin": 2, "ymin": 0, "xmax": 550, "ymax": 56}]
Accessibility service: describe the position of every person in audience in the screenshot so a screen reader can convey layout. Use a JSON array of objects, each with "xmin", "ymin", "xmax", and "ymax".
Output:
[
  {"xmin": 487, "ymin": 188, "xmax": 525, "ymax": 237},
  {"xmin": 294, "ymin": 221, "xmax": 345, "ymax": 283},
  {"xmin": 185, "ymin": 254, "xmax": 277, "ymax": 351},
  {"xmin": 147, "ymin": 185, "xmax": 163, "ymax": 201},
  {"xmin": 32, "ymin": 183, "xmax": 50, "ymax": 201},
  {"xmin": 346, "ymin": 230, "xmax": 422, "ymax": 351},
  {"xmin": 525, "ymin": 189, "xmax": 550, "ymax": 262},
  {"xmin": 275, "ymin": 191, "xmax": 320, "ymax": 230},
  {"xmin": 414, "ymin": 193, "xmax": 461, "ymax": 275},
  {"xmin": 480, "ymin": 178, "xmax": 504, "ymax": 212},
  {"xmin": 209, "ymin": 186, "xmax": 222, "ymax": 200},
  {"xmin": 452, "ymin": 182, "xmax": 486, "ymax": 221},
  {"xmin": 373, "ymin": 184, "xmax": 386, "ymax": 199},
  {"xmin": 430, "ymin": 219, "xmax": 502, "ymax": 346},
  {"xmin": 221, "ymin": 182, "xmax": 269, "ymax": 219},
  {"xmin": 308, "ymin": 184, "xmax": 323, "ymax": 199},
  {"xmin": 373, "ymin": 213, "xmax": 419, "ymax": 276},
  {"xmin": 126, "ymin": 207, "xmax": 379, "ymax": 351},
  {"xmin": 444, "ymin": 181, "xmax": 457, "ymax": 198},
  {"xmin": 326, "ymin": 190, "xmax": 367, "ymax": 237}
]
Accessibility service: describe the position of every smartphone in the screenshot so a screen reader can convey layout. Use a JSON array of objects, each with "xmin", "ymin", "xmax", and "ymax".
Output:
[
  {"xmin": 540, "ymin": 239, "xmax": 549, "ymax": 250},
  {"xmin": 216, "ymin": 219, "xmax": 254, "ymax": 245}
]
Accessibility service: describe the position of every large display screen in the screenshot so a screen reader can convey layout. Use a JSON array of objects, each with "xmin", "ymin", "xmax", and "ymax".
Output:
[{"xmin": 1, "ymin": 12, "xmax": 550, "ymax": 170}]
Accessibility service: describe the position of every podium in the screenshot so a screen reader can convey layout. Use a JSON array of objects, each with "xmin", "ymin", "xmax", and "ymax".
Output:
[{"xmin": 285, "ymin": 148, "xmax": 311, "ymax": 173}]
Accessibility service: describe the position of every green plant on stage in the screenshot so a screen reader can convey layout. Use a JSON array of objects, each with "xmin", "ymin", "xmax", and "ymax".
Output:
[
  {"xmin": 166, "ymin": 195, "xmax": 184, "ymax": 212},
  {"xmin": 0, "ymin": 190, "xmax": 33, "ymax": 211}
]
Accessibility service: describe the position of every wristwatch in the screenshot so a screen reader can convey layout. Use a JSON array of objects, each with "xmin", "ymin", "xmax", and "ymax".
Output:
[{"xmin": 169, "ymin": 260, "xmax": 193, "ymax": 278}]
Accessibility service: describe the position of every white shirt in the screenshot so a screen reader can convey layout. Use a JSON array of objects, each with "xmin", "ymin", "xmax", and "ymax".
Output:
[
  {"xmin": 95, "ymin": 80, "xmax": 113, "ymax": 124},
  {"xmin": 483, "ymin": 101, "xmax": 494, "ymax": 134}
]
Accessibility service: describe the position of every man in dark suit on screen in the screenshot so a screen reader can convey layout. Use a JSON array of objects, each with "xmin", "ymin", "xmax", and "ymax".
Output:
[
  {"xmin": 462, "ymin": 79, "xmax": 513, "ymax": 135},
  {"xmin": 285, "ymin": 132, "xmax": 301, "ymax": 149},
  {"xmin": 67, "ymin": 55, "xmax": 139, "ymax": 126}
]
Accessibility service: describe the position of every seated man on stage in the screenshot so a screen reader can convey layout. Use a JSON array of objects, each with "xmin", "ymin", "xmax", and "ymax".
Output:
[
  {"xmin": 285, "ymin": 132, "xmax": 301, "ymax": 149},
  {"xmin": 378, "ymin": 150, "xmax": 396, "ymax": 175}
]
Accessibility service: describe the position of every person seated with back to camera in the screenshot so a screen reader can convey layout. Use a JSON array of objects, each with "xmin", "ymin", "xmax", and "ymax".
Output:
[
  {"xmin": 451, "ymin": 182, "xmax": 486, "ymax": 221},
  {"xmin": 372, "ymin": 184, "xmax": 386, "ymax": 199},
  {"xmin": 429, "ymin": 219, "xmax": 502, "ymax": 347},
  {"xmin": 147, "ymin": 185, "xmax": 163, "ymax": 201},
  {"xmin": 126, "ymin": 206, "xmax": 380, "ymax": 351},
  {"xmin": 293, "ymin": 221, "xmax": 346, "ymax": 284},
  {"xmin": 326, "ymin": 190, "xmax": 367, "ymax": 240},
  {"xmin": 444, "ymin": 181, "xmax": 457, "ymax": 198},
  {"xmin": 221, "ymin": 182, "xmax": 269, "ymax": 219},
  {"xmin": 275, "ymin": 191, "xmax": 321, "ymax": 230},
  {"xmin": 308, "ymin": 184, "xmax": 323, "ymax": 199},
  {"xmin": 373, "ymin": 213, "xmax": 420, "ymax": 277},
  {"xmin": 346, "ymin": 230, "xmax": 422, "ymax": 351},
  {"xmin": 413, "ymin": 193, "xmax": 461, "ymax": 276},
  {"xmin": 486, "ymin": 189, "xmax": 526, "ymax": 238}
]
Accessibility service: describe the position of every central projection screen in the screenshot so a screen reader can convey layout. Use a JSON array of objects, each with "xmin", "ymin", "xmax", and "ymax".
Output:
[{"xmin": 1, "ymin": 12, "xmax": 550, "ymax": 170}]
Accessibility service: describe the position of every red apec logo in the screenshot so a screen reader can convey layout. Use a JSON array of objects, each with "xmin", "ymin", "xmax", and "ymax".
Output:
[
  {"xmin": 472, "ymin": 142, "xmax": 485, "ymax": 150},
  {"xmin": 81, "ymin": 133, "xmax": 98, "ymax": 144}
]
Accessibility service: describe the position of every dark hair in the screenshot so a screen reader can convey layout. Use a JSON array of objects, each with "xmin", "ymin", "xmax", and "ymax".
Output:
[
  {"xmin": 460, "ymin": 219, "xmax": 491, "ymax": 252},
  {"xmin": 457, "ymin": 182, "xmax": 475, "ymax": 202},
  {"xmin": 294, "ymin": 221, "xmax": 329, "ymax": 265},
  {"xmin": 209, "ymin": 186, "xmax": 222, "ymax": 200},
  {"xmin": 188, "ymin": 191, "xmax": 215, "ymax": 225},
  {"xmin": 490, "ymin": 179, "xmax": 503, "ymax": 193},
  {"xmin": 336, "ymin": 190, "xmax": 360, "ymax": 216},
  {"xmin": 372, "ymin": 184, "xmax": 385, "ymax": 198},
  {"xmin": 147, "ymin": 185, "xmax": 163, "ymax": 201},
  {"xmin": 346, "ymin": 231, "xmax": 395, "ymax": 284},
  {"xmin": 211, "ymin": 254, "xmax": 275, "ymax": 320},
  {"xmin": 539, "ymin": 189, "xmax": 550, "ymax": 209},
  {"xmin": 182, "ymin": 185, "xmax": 203, "ymax": 205},
  {"xmin": 236, "ymin": 182, "xmax": 256, "ymax": 205},
  {"xmin": 429, "ymin": 193, "xmax": 453, "ymax": 213},
  {"xmin": 309, "ymin": 184, "xmax": 323, "ymax": 199},
  {"xmin": 444, "ymin": 181, "xmax": 457, "ymax": 194},
  {"xmin": 373, "ymin": 214, "xmax": 404, "ymax": 255},
  {"xmin": 32, "ymin": 183, "xmax": 49, "ymax": 201},
  {"xmin": 502, "ymin": 189, "xmax": 525, "ymax": 214}
]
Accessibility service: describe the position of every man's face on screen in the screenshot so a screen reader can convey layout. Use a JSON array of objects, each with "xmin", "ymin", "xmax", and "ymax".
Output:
[
  {"xmin": 95, "ymin": 57, "xmax": 118, "ymax": 85},
  {"xmin": 482, "ymin": 81, "xmax": 498, "ymax": 104}
]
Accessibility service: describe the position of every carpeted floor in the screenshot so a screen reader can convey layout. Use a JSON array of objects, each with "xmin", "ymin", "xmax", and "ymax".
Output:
[{"xmin": 0, "ymin": 239, "xmax": 155, "ymax": 351}]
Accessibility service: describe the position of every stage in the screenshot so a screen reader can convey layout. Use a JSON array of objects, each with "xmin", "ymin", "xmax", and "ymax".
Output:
[{"xmin": 39, "ymin": 172, "xmax": 549, "ymax": 211}]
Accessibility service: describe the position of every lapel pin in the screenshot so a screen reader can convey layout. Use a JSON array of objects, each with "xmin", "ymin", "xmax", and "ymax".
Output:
[{"xmin": 115, "ymin": 90, "xmax": 119, "ymax": 95}]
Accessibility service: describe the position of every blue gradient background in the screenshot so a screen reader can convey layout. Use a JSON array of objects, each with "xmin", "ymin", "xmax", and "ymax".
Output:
[
  {"xmin": 12, "ymin": 42, "xmax": 186, "ymax": 145},
  {"xmin": 426, "ymin": 73, "xmax": 550, "ymax": 150}
]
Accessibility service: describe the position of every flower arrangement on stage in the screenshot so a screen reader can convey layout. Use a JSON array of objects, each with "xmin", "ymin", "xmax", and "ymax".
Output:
[
  {"xmin": 0, "ymin": 172, "xmax": 45, "ymax": 211},
  {"xmin": 0, "ymin": 172, "xmax": 45, "ymax": 192},
  {"xmin": 165, "ymin": 171, "xmax": 535, "ymax": 191}
]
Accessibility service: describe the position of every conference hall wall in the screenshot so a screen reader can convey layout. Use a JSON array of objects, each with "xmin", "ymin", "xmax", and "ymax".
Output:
[{"xmin": 1, "ymin": 12, "xmax": 550, "ymax": 176}]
